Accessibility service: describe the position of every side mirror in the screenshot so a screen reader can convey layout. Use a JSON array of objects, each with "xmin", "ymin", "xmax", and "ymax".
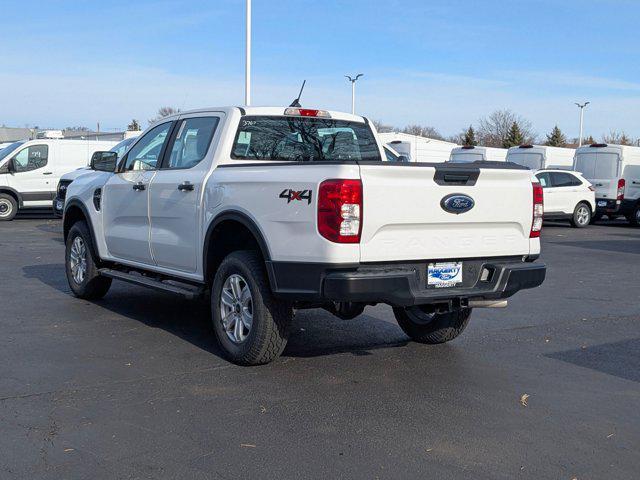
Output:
[
  {"xmin": 0, "ymin": 160, "xmax": 10, "ymax": 174},
  {"xmin": 5, "ymin": 158, "xmax": 16, "ymax": 173},
  {"xmin": 398, "ymin": 155, "xmax": 410, "ymax": 163},
  {"xmin": 90, "ymin": 151, "xmax": 117, "ymax": 172}
]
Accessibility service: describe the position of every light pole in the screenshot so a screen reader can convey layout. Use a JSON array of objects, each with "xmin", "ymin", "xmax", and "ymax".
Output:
[
  {"xmin": 345, "ymin": 74, "xmax": 363, "ymax": 114},
  {"xmin": 575, "ymin": 101, "xmax": 590, "ymax": 146},
  {"xmin": 245, "ymin": 0, "xmax": 251, "ymax": 106}
]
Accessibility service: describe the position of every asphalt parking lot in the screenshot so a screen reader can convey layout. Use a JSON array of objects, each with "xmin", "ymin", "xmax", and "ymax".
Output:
[{"xmin": 1, "ymin": 216, "xmax": 639, "ymax": 479}]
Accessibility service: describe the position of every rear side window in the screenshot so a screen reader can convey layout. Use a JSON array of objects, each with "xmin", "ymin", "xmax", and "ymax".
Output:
[
  {"xmin": 13, "ymin": 145, "xmax": 48, "ymax": 172},
  {"xmin": 164, "ymin": 117, "xmax": 219, "ymax": 169},
  {"xmin": 550, "ymin": 172, "xmax": 581, "ymax": 187},
  {"xmin": 536, "ymin": 172, "xmax": 551, "ymax": 187},
  {"xmin": 231, "ymin": 116, "xmax": 381, "ymax": 162}
]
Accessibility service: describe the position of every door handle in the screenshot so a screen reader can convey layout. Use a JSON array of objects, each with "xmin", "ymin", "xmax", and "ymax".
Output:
[
  {"xmin": 178, "ymin": 181, "xmax": 194, "ymax": 192},
  {"xmin": 42, "ymin": 172, "xmax": 53, "ymax": 175},
  {"xmin": 132, "ymin": 182, "xmax": 146, "ymax": 191},
  {"xmin": 633, "ymin": 181, "xmax": 640, "ymax": 185}
]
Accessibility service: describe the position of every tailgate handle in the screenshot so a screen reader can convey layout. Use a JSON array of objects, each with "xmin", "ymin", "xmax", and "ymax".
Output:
[
  {"xmin": 433, "ymin": 166, "xmax": 480, "ymax": 186},
  {"xmin": 443, "ymin": 174, "xmax": 471, "ymax": 184}
]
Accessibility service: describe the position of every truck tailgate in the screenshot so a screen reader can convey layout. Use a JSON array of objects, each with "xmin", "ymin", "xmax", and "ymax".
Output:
[{"xmin": 358, "ymin": 163, "xmax": 534, "ymax": 262}]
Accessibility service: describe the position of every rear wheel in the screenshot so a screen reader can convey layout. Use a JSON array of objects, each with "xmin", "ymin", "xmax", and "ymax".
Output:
[
  {"xmin": 65, "ymin": 221, "xmax": 112, "ymax": 299},
  {"xmin": 392, "ymin": 306, "xmax": 472, "ymax": 344},
  {"xmin": 627, "ymin": 204, "xmax": 640, "ymax": 227},
  {"xmin": 570, "ymin": 202, "xmax": 591, "ymax": 228},
  {"xmin": 0, "ymin": 193, "xmax": 17, "ymax": 221},
  {"xmin": 211, "ymin": 251, "xmax": 292, "ymax": 365}
]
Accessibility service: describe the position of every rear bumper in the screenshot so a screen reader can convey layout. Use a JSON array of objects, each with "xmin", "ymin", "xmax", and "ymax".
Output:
[{"xmin": 268, "ymin": 257, "xmax": 546, "ymax": 307}]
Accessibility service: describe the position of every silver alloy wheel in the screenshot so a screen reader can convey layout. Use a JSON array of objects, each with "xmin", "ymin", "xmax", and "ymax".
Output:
[
  {"xmin": 576, "ymin": 205, "xmax": 590, "ymax": 226},
  {"xmin": 219, "ymin": 274, "xmax": 253, "ymax": 344},
  {"xmin": 69, "ymin": 236, "xmax": 88, "ymax": 285},
  {"xmin": 0, "ymin": 198, "xmax": 12, "ymax": 218}
]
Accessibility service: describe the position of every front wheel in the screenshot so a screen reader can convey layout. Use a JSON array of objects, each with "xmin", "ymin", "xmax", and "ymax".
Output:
[
  {"xmin": 393, "ymin": 306, "xmax": 472, "ymax": 344},
  {"xmin": 211, "ymin": 251, "xmax": 292, "ymax": 365},
  {"xmin": 0, "ymin": 193, "xmax": 18, "ymax": 221},
  {"xmin": 65, "ymin": 221, "xmax": 112, "ymax": 299},
  {"xmin": 570, "ymin": 202, "xmax": 591, "ymax": 228}
]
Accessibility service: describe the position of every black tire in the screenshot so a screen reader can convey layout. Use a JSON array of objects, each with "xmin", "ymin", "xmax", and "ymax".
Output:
[
  {"xmin": 627, "ymin": 204, "xmax": 640, "ymax": 227},
  {"xmin": 65, "ymin": 221, "xmax": 112, "ymax": 299},
  {"xmin": 211, "ymin": 250, "xmax": 292, "ymax": 366},
  {"xmin": 393, "ymin": 306, "xmax": 472, "ymax": 344},
  {"xmin": 0, "ymin": 193, "xmax": 18, "ymax": 221},
  {"xmin": 570, "ymin": 202, "xmax": 591, "ymax": 228}
]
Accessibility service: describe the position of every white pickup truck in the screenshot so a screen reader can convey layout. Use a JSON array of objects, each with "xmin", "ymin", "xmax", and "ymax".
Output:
[{"xmin": 62, "ymin": 106, "xmax": 546, "ymax": 365}]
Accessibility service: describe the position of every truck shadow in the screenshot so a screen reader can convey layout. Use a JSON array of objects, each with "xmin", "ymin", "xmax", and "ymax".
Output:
[{"xmin": 22, "ymin": 263, "xmax": 410, "ymax": 361}]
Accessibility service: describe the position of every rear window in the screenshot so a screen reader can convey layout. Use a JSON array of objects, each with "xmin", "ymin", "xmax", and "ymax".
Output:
[
  {"xmin": 509, "ymin": 152, "xmax": 543, "ymax": 170},
  {"xmin": 450, "ymin": 152, "xmax": 482, "ymax": 163},
  {"xmin": 231, "ymin": 116, "xmax": 381, "ymax": 162},
  {"xmin": 575, "ymin": 152, "xmax": 619, "ymax": 179}
]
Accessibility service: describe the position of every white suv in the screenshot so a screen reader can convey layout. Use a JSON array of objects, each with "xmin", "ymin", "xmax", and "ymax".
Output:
[{"xmin": 534, "ymin": 169, "xmax": 596, "ymax": 227}]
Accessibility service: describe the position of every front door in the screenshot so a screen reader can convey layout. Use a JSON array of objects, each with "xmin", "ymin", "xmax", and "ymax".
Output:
[
  {"xmin": 102, "ymin": 121, "xmax": 173, "ymax": 266},
  {"xmin": 149, "ymin": 114, "xmax": 221, "ymax": 273},
  {"xmin": 7, "ymin": 143, "xmax": 54, "ymax": 206}
]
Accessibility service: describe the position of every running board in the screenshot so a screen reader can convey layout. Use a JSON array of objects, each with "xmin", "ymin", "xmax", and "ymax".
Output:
[{"xmin": 98, "ymin": 268, "xmax": 205, "ymax": 300}]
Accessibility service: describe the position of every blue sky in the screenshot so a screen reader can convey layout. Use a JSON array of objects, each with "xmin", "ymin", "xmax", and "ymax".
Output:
[{"xmin": 1, "ymin": 0, "xmax": 639, "ymax": 140}]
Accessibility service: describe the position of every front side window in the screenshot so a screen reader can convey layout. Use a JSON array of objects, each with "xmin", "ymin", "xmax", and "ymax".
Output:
[
  {"xmin": 111, "ymin": 138, "xmax": 135, "ymax": 159},
  {"xmin": 165, "ymin": 117, "xmax": 219, "ymax": 169},
  {"xmin": 536, "ymin": 172, "xmax": 551, "ymax": 188},
  {"xmin": 122, "ymin": 122, "xmax": 172, "ymax": 171},
  {"xmin": 231, "ymin": 116, "xmax": 381, "ymax": 162},
  {"xmin": 13, "ymin": 145, "xmax": 49, "ymax": 172}
]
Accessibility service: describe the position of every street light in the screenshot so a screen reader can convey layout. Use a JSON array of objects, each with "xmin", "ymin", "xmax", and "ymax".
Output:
[
  {"xmin": 245, "ymin": 0, "xmax": 251, "ymax": 106},
  {"xmin": 575, "ymin": 101, "xmax": 590, "ymax": 146},
  {"xmin": 345, "ymin": 74, "xmax": 363, "ymax": 114}
]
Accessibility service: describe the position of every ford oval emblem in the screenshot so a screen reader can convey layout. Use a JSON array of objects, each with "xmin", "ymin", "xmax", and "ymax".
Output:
[{"xmin": 441, "ymin": 193, "xmax": 475, "ymax": 214}]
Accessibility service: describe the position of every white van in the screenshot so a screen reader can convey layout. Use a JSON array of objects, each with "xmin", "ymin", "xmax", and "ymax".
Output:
[
  {"xmin": 449, "ymin": 146, "xmax": 507, "ymax": 163},
  {"xmin": 378, "ymin": 132, "xmax": 458, "ymax": 163},
  {"xmin": 0, "ymin": 139, "xmax": 117, "ymax": 220},
  {"xmin": 507, "ymin": 145, "xmax": 575, "ymax": 170},
  {"xmin": 573, "ymin": 143, "xmax": 640, "ymax": 225}
]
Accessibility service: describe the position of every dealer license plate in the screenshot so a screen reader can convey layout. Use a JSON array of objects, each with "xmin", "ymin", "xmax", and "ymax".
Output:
[
  {"xmin": 427, "ymin": 262, "xmax": 463, "ymax": 288},
  {"xmin": 597, "ymin": 200, "xmax": 607, "ymax": 207}
]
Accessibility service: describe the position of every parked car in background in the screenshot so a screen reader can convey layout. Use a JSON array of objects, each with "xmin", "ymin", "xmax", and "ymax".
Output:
[
  {"xmin": 0, "ymin": 139, "xmax": 117, "ymax": 220},
  {"xmin": 450, "ymin": 145, "xmax": 507, "ymax": 163},
  {"xmin": 573, "ymin": 143, "xmax": 640, "ymax": 225},
  {"xmin": 535, "ymin": 169, "xmax": 596, "ymax": 228},
  {"xmin": 507, "ymin": 145, "xmax": 575, "ymax": 170},
  {"xmin": 53, "ymin": 136, "xmax": 138, "ymax": 217},
  {"xmin": 378, "ymin": 132, "xmax": 458, "ymax": 163}
]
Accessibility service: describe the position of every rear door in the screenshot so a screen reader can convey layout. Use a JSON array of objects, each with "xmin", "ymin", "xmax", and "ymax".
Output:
[
  {"xmin": 549, "ymin": 172, "xmax": 582, "ymax": 214},
  {"xmin": 358, "ymin": 163, "xmax": 534, "ymax": 262},
  {"xmin": 575, "ymin": 150, "xmax": 619, "ymax": 200},
  {"xmin": 149, "ymin": 114, "xmax": 221, "ymax": 273},
  {"xmin": 102, "ymin": 121, "xmax": 173, "ymax": 265}
]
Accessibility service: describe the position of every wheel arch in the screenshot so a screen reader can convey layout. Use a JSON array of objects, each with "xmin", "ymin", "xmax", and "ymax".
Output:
[
  {"xmin": 63, "ymin": 199, "xmax": 97, "ymax": 244},
  {"xmin": 0, "ymin": 186, "xmax": 22, "ymax": 208},
  {"xmin": 203, "ymin": 210, "xmax": 274, "ymax": 287}
]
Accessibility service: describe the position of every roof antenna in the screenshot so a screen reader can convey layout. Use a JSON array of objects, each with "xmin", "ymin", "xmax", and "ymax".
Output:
[{"xmin": 289, "ymin": 80, "xmax": 306, "ymax": 107}]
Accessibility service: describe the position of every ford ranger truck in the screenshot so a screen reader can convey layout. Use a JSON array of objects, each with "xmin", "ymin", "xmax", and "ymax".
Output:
[{"xmin": 62, "ymin": 106, "xmax": 546, "ymax": 365}]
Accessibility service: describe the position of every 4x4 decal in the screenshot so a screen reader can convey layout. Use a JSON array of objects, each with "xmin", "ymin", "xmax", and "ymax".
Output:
[{"xmin": 279, "ymin": 189, "xmax": 312, "ymax": 205}]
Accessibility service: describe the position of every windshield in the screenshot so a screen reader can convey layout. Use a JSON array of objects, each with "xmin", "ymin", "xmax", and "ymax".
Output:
[
  {"xmin": 450, "ymin": 152, "xmax": 482, "ymax": 163},
  {"xmin": 0, "ymin": 141, "xmax": 26, "ymax": 163},
  {"xmin": 575, "ymin": 152, "xmax": 619, "ymax": 179},
  {"xmin": 231, "ymin": 116, "xmax": 381, "ymax": 162},
  {"xmin": 509, "ymin": 152, "xmax": 543, "ymax": 170},
  {"xmin": 110, "ymin": 137, "xmax": 135, "ymax": 159}
]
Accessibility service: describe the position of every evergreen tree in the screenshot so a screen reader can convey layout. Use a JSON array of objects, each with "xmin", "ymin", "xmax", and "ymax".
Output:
[
  {"xmin": 463, "ymin": 125, "xmax": 477, "ymax": 146},
  {"xmin": 545, "ymin": 125, "xmax": 567, "ymax": 147},
  {"xmin": 502, "ymin": 121, "xmax": 525, "ymax": 148},
  {"xmin": 127, "ymin": 119, "xmax": 141, "ymax": 131}
]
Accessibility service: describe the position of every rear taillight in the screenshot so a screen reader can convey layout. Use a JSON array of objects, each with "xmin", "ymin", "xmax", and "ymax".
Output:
[
  {"xmin": 530, "ymin": 181, "xmax": 544, "ymax": 238},
  {"xmin": 617, "ymin": 178, "xmax": 625, "ymax": 202},
  {"xmin": 588, "ymin": 185, "xmax": 596, "ymax": 192},
  {"xmin": 318, "ymin": 179, "xmax": 362, "ymax": 243}
]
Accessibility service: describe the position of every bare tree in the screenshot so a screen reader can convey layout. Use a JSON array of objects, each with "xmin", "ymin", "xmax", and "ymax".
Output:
[
  {"xmin": 149, "ymin": 106, "xmax": 180, "ymax": 125},
  {"xmin": 402, "ymin": 124, "xmax": 444, "ymax": 140},
  {"xmin": 603, "ymin": 130, "xmax": 633, "ymax": 145},
  {"xmin": 477, "ymin": 110, "xmax": 535, "ymax": 147},
  {"xmin": 127, "ymin": 119, "xmax": 141, "ymax": 131},
  {"xmin": 372, "ymin": 120, "xmax": 395, "ymax": 133}
]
